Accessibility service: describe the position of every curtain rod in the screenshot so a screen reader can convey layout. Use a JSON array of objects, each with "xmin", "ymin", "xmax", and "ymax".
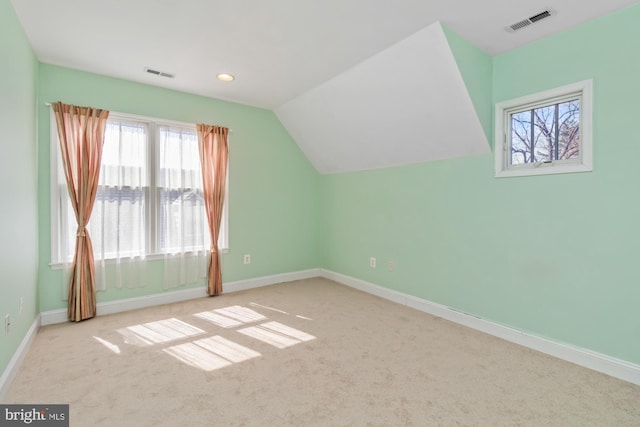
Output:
[{"xmin": 44, "ymin": 102, "xmax": 231, "ymax": 131}]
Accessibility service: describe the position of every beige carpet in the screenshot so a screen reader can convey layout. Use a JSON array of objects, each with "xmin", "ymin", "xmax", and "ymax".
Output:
[{"xmin": 4, "ymin": 278, "xmax": 640, "ymax": 426}]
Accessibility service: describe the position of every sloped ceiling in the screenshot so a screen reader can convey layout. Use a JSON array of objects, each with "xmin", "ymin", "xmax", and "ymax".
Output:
[{"xmin": 275, "ymin": 22, "xmax": 489, "ymax": 174}]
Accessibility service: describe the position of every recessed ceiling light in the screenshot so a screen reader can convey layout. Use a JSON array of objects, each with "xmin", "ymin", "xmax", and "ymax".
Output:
[{"xmin": 216, "ymin": 73, "xmax": 235, "ymax": 82}]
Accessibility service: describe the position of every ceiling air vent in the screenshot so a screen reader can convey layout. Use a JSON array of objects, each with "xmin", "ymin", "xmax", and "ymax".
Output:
[
  {"xmin": 144, "ymin": 67, "xmax": 175, "ymax": 78},
  {"xmin": 506, "ymin": 9, "xmax": 556, "ymax": 32}
]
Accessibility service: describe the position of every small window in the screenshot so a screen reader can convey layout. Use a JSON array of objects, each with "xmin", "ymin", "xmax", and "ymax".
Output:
[{"xmin": 494, "ymin": 80, "xmax": 592, "ymax": 178}]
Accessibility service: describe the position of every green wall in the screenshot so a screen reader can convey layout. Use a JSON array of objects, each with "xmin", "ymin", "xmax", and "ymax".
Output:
[
  {"xmin": 37, "ymin": 64, "xmax": 323, "ymax": 311},
  {"xmin": 0, "ymin": 0, "xmax": 39, "ymax": 379},
  {"xmin": 323, "ymin": 4, "xmax": 640, "ymax": 364}
]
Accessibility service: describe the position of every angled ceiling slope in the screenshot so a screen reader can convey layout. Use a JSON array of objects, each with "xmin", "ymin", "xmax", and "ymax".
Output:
[{"xmin": 275, "ymin": 22, "xmax": 490, "ymax": 174}]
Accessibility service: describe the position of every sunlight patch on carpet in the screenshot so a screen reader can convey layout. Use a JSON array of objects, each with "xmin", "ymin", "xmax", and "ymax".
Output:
[
  {"xmin": 249, "ymin": 302, "xmax": 313, "ymax": 320},
  {"xmin": 194, "ymin": 305, "xmax": 267, "ymax": 328},
  {"xmin": 214, "ymin": 306, "xmax": 267, "ymax": 323},
  {"xmin": 238, "ymin": 322, "xmax": 316, "ymax": 349},
  {"xmin": 93, "ymin": 336, "xmax": 121, "ymax": 354},
  {"xmin": 164, "ymin": 343, "xmax": 232, "ymax": 371},
  {"xmin": 164, "ymin": 335, "xmax": 261, "ymax": 371},
  {"xmin": 249, "ymin": 302, "xmax": 289, "ymax": 314},
  {"xmin": 193, "ymin": 311, "xmax": 243, "ymax": 328},
  {"xmin": 195, "ymin": 336, "xmax": 261, "ymax": 362},
  {"xmin": 117, "ymin": 318, "xmax": 206, "ymax": 347}
]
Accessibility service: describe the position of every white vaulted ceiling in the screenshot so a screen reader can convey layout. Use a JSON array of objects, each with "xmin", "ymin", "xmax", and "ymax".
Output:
[
  {"xmin": 10, "ymin": 0, "xmax": 639, "ymax": 173},
  {"xmin": 275, "ymin": 22, "xmax": 490, "ymax": 173}
]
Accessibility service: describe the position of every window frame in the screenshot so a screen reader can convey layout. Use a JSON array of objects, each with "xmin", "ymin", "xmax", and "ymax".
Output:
[
  {"xmin": 494, "ymin": 79, "xmax": 593, "ymax": 178},
  {"xmin": 49, "ymin": 110, "xmax": 229, "ymax": 267}
]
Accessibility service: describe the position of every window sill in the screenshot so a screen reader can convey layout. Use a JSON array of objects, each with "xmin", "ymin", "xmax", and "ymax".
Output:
[{"xmin": 495, "ymin": 162, "xmax": 592, "ymax": 178}]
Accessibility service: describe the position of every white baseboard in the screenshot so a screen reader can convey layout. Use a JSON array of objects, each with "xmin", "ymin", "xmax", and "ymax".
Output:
[
  {"xmin": 223, "ymin": 268, "xmax": 321, "ymax": 293},
  {"xmin": 0, "ymin": 315, "xmax": 40, "ymax": 401},
  {"xmin": 319, "ymin": 269, "xmax": 640, "ymax": 386},
  {"xmin": 40, "ymin": 287, "xmax": 207, "ymax": 326},
  {"xmin": 40, "ymin": 268, "xmax": 322, "ymax": 326}
]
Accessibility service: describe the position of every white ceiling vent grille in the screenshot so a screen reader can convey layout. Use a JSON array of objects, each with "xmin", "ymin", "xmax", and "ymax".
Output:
[
  {"xmin": 506, "ymin": 9, "xmax": 556, "ymax": 32},
  {"xmin": 144, "ymin": 67, "xmax": 175, "ymax": 78}
]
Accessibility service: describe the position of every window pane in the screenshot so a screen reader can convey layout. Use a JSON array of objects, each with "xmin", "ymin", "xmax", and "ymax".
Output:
[
  {"xmin": 509, "ymin": 98, "xmax": 580, "ymax": 166},
  {"xmin": 159, "ymin": 127, "xmax": 201, "ymax": 190},
  {"xmin": 532, "ymin": 104, "xmax": 555, "ymax": 163},
  {"xmin": 101, "ymin": 121, "xmax": 148, "ymax": 187},
  {"xmin": 510, "ymin": 111, "xmax": 531, "ymax": 165},
  {"xmin": 91, "ymin": 187, "xmax": 146, "ymax": 259},
  {"xmin": 558, "ymin": 99, "xmax": 580, "ymax": 160},
  {"xmin": 159, "ymin": 189, "xmax": 210, "ymax": 253},
  {"xmin": 60, "ymin": 189, "xmax": 76, "ymax": 263},
  {"xmin": 158, "ymin": 126, "xmax": 209, "ymax": 254},
  {"xmin": 91, "ymin": 119, "xmax": 149, "ymax": 260}
]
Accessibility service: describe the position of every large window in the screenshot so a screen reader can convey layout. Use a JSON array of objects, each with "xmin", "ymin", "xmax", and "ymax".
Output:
[
  {"xmin": 50, "ymin": 111, "xmax": 228, "ymax": 265},
  {"xmin": 494, "ymin": 80, "xmax": 592, "ymax": 178}
]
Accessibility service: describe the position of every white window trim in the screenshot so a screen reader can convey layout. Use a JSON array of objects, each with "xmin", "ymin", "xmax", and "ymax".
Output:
[
  {"xmin": 494, "ymin": 79, "xmax": 593, "ymax": 178},
  {"xmin": 49, "ymin": 109, "xmax": 230, "ymax": 267}
]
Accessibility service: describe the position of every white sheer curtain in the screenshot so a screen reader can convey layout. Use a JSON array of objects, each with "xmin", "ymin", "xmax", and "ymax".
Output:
[
  {"xmin": 52, "ymin": 113, "xmax": 74, "ymax": 298},
  {"xmin": 91, "ymin": 119, "xmax": 148, "ymax": 289},
  {"xmin": 158, "ymin": 125, "xmax": 209, "ymax": 289}
]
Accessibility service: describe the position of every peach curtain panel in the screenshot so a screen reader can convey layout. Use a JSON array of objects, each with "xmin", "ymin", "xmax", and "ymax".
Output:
[
  {"xmin": 196, "ymin": 124, "xmax": 229, "ymax": 296},
  {"xmin": 52, "ymin": 102, "xmax": 110, "ymax": 321}
]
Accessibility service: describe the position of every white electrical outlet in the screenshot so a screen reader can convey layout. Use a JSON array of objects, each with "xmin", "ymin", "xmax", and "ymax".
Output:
[
  {"xmin": 19, "ymin": 297, "xmax": 23, "ymax": 316},
  {"xmin": 243, "ymin": 254, "xmax": 251, "ymax": 265},
  {"xmin": 4, "ymin": 314, "xmax": 10, "ymax": 335},
  {"xmin": 369, "ymin": 257, "xmax": 376, "ymax": 268},
  {"xmin": 388, "ymin": 261, "xmax": 394, "ymax": 272}
]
